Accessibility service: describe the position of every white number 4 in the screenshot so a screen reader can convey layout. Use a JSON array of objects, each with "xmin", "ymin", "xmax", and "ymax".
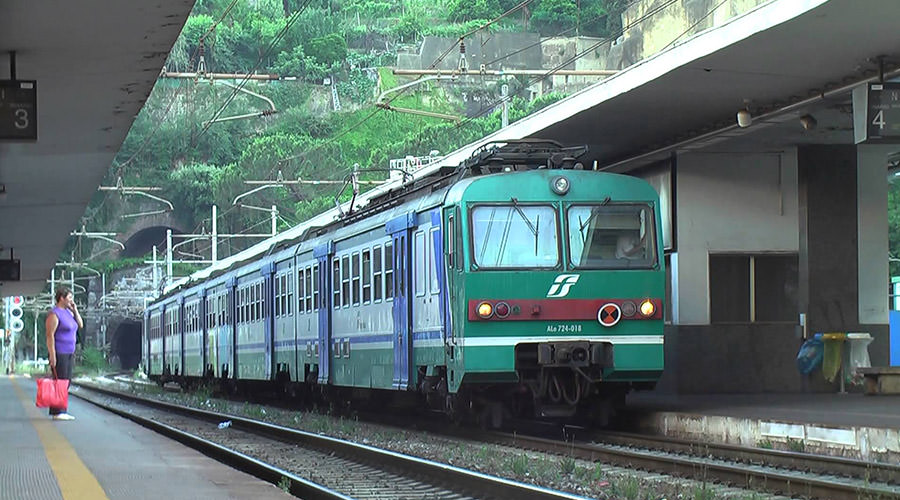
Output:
[{"xmin": 872, "ymin": 109, "xmax": 885, "ymax": 130}]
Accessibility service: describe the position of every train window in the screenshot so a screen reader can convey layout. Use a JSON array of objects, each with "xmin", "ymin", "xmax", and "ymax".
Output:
[
  {"xmin": 333, "ymin": 258, "xmax": 341, "ymax": 309},
  {"xmin": 280, "ymin": 274, "xmax": 287, "ymax": 316},
  {"xmin": 312, "ymin": 265, "xmax": 319, "ymax": 311},
  {"xmin": 384, "ymin": 242, "xmax": 394, "ymax": 299},
  {"xmin": 471, "ymin": 204, "xmax": 559, "ymax": 269},
  {"xmin": 567, "ymin": 204, "xmax": 657, "ymax": 269},
  {"xmin": 256, "ymin": 282, "xmax": 262, "ymax": 321},
  {"xmin": 237, "ymin": 289, "xmax": 243, "ymax": 323},
  {"xmin": 429, "ymin": 227, "xmax": 440, "ymax": 294},
  {"xmin": 286, "ymin": 271, "xmax": 293, "ymax": 316},
  {"xmin": 274, "ymin": 276, "xmax": 281, "ymax": 317},
  {"xmin": 448, "ymin": 213, "xmax": 455, "ymax": 268},
  {"xmin": 342, "ymin": 255, "xmax": 351, "ymax": 307},
  {"xmin": 373, "ymin": 246, "xmax": 383, "ymax": 302},
  {"xmin": 414, "ymin": 231, "xmax": 426, "ymax": 297},
  {"xmin": 298, "ymin": 268, "xmax": 306, "ymax": 314},
  {"xmin": 362, "ymin": 249, "xmax": 372, "ymax": 303},
  {"xmin": 297, "ymin": 267, "xmax": 310, "ymax": 313},
  {"xmin": 352, "ymin": 252, "xmax": 361, "ymax": 305}
]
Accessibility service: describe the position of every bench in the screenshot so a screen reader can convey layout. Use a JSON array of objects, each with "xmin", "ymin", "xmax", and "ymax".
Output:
[{"xmin": 857, "ymin": 367, "xmax": 900, "ymax": 395}]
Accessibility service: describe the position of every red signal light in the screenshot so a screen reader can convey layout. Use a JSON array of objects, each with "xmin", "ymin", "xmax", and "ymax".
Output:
[{"xmin": 12, "ymin": 296, "xmax": 23, "ymax": 305}]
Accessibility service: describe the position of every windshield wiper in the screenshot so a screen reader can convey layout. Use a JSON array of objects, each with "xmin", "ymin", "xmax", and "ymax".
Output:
[
  {"xmin": 578, "ymin": 196, "xmax": 611, "ymax": 233},
  {"xmin": 510, "ymin": 197, "xmax": 537, "ymax": 236}
]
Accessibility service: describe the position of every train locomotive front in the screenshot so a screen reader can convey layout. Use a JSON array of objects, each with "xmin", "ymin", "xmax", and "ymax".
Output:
[{"xmin": 443, "ymin": 165, "xmax": 664, "ymax": 424}]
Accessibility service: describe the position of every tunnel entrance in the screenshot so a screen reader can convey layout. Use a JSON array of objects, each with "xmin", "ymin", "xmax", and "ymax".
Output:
[
  {"xmin": 112, "ymin": 320, "xmax": 142, "ymax": 370},
  {"xmin": 122, "ymin": 226, "xmax": 177, "ymax": 258}
]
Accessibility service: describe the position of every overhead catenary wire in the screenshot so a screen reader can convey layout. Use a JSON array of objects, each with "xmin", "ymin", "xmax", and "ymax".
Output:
[
  {"xmin": 197, "ymin": 0, "xmax": 315, "ymax": 140},
  {"xmin": 272, "ymin": 0, "xmax": 538, "ymax": 170},
  {"xmin": 275, "ymin": 0, "xmax": 676, "ymax": 179},
  {"xmin": 113, "ymin": 0, "xmax": 240, "ymax": 176},
  {"xmin": 450, "ymin": 0, "xmax": 682, "ymax": 130}
]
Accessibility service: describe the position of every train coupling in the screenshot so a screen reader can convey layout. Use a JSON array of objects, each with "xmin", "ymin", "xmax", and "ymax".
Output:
[{"xmin": 535, "ymin": 341, "xmax": 613, "ymax": 368}]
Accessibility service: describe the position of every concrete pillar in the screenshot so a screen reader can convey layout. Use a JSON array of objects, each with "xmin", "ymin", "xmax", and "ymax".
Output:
[{"xmin": 798, "ymin": 145, "xmax": 890, "ymax": 366}]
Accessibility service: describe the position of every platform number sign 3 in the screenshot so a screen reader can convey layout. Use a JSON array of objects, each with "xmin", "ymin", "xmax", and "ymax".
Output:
[{"xmin": 0, "ymin": 80, "xmax": 37, "ymax": 141}]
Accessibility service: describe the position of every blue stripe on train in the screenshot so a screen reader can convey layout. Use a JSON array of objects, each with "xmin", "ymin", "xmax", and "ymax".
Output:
[{"xmin": 241, "ymin": 330, "xmax": 444, "ymax": 352}]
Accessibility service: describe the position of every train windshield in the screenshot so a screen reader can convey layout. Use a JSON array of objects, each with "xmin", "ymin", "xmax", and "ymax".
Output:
[
  {"xmin": 470, "ymin": 204, "xmax": 559, "ymax": 269},
  {"xmin": 567, "ymin": 204, "xmax": 657, "ymax": 269}
]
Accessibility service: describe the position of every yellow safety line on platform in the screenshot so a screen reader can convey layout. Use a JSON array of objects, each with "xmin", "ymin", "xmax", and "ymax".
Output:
[{"xmin": 11, "ymin": 378, "xmax": 110, "ymax": 500}]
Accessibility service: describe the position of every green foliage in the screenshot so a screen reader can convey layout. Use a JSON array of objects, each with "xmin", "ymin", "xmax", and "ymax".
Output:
[
  {"xmin": 78, "ymin": 346, "xmax": 109, "ymax": 375},
  {"xmin": 393, "ymin": 12, "xmax": 424, "ymax": 41},
  {"xmin": 306, "ymin": 33, "xmax": 348, "ymax": 67},
  {"xmin": 889, "ymin": 181, "xmax": 900, "ymax": 275},
  {"xmin": 446, "ymin": 0, "xmax": 502, "ymax": 22},
  {"xmin": 509, "ymin": 454, "xmax": 529, "ymax": 476},
  {"xmin": 531, "ymin": 0, "xmax": 578, "ymax": 34},
  {"xmin": 92, "ymin": 258, "xmax": 148, "ymax": 274},
  {"xmin": 169, "ymin": 163, "xmax": 222, "ymax": 223},
  {"xmin": 337, "ymin": 68, "xmax": 377, "ymax": 103}
]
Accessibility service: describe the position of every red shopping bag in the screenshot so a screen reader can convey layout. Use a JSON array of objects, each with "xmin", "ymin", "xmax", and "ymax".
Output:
[{"xmin": 35, "ymin": 367, "xmax": 69, "ymax": 408}]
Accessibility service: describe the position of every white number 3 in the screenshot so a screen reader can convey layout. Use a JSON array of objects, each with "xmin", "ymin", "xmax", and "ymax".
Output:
[{"xmin": 14, "ymin": 109, "xmax": 29, "ymax": 129}]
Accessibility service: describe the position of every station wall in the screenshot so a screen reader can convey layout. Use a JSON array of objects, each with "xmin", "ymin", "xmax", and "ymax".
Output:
[
  {"xmin": 672, "ymin": 150, "xmax": 799, "ymax": 325},
  {"xmin": 657, "ymin": 145, "xmax": 892, "ymax": 393}
]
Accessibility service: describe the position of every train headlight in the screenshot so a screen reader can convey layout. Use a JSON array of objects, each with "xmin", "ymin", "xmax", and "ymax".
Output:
[
  {"xmin": 551, "ymin": 176, "xmax": 570, "ymax": 195},
  {"xmin": 639, "ymin": 299, "xmax": 655, "ymax": 317},
  {"xmin": 621, "ymin": 300, "xmax": 637, "ymax": 317},
  {"xmin": 477, "ymin": 302, "xmax": 494, "ymax": 319}
]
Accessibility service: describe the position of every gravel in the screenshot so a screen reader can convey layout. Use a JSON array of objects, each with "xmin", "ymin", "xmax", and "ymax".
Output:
[{"xmin": 88, "ymin": 376, "xmax": 786, "ymax": 500}]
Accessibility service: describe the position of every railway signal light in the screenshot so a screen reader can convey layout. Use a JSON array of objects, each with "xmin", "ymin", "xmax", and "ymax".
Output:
[{"xmin": 9, "ymin": 295, "xmax": 24, "ymax": 333}]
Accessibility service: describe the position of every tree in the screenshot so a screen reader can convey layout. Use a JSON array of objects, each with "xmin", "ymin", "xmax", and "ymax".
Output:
[
  {"xmin": 168, "ymin": 163, "xmax": 222, "ymax": 223},
  {"xmin": 446, "ymin": 0, "xmax": 502, "ymax": 22},
  {"xmin": 531, "ymin": 0, "xmax": 578, "ymax": 35},
  {"xmin": 306, "ymin": 33, "xmax": 348, "ymax": 67}
]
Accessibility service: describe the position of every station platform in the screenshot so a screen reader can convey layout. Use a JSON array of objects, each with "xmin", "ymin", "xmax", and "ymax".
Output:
[
  {"xmin": 624, "ymin": 391, "xmax": 900, "ymax": 463},
  {"xmin": 0, "ymin": 375, "xmax": 292, "ymax": 500}
]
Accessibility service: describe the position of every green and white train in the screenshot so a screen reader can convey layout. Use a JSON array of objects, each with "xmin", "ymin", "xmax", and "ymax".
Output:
[{"xmin": 144, "ymin": 141, "xmax": 665, "ymax": 425}]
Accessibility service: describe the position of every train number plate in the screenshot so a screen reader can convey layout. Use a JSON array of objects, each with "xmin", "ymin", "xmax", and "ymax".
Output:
[{"xmin": 546, "ymin": 324, "xmax": 582, "ymax": 333}]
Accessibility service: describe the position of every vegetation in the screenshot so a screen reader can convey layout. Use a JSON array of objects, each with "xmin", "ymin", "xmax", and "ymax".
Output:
[{"xmin": 59, "ymin": 0, "xmax": 630, "ymax": 267}]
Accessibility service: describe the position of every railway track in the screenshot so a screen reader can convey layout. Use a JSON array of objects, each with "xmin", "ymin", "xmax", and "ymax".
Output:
[
  {"xmin": 481, "ymin": 427, "xmax": 900, "ymax": 500},
  {"xmin": 71, "ymin": 382, "xmax": 590, "ymax": 500},
  {"xmin": 91, "ymin": 377, "xmax": 900, "ymax": 499}
]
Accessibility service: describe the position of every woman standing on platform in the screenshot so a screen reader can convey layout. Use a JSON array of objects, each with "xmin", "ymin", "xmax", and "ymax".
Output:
[{"xmin": 45, "ymin": 286, "xmax": 82, "ymax": 421}]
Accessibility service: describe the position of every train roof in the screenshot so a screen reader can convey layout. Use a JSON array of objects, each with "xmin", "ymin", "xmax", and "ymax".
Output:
[{"xmin": 155, "ymin": 140, "xmax": 589, "ymax": 302}]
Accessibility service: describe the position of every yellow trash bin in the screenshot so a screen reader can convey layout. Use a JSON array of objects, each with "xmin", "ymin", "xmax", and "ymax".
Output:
[{"xmin": 820, "ymin": 333, "xmax": 846, "ymax": 383}]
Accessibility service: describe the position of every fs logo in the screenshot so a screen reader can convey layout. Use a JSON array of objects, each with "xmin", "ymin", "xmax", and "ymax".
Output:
[{"xmin": 546, "ymin": 274, "xmax": 580, "ymax": 298}]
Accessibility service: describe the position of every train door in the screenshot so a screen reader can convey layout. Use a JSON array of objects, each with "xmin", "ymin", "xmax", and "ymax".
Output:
[
  {"xmin": 143, "ymin": 309, "xmax": 150, "ymax": 375},
  {"xmin": 223, "ymin": 277, "xmax": 237, "ymax": 379},
  {"xmin": 314, "ymin": 242, "xmax": 334, "ymax": 384},
  {"xmin": 388, "ymin": 212, "xmax": 416, "ymax": 390},
  {"xmin": 262, "ymin": 263, "xmax": 274, "ymax": 380},
  {"xmin": 200, "ymin": 289, "xmax": 208, "ymax": 376}
]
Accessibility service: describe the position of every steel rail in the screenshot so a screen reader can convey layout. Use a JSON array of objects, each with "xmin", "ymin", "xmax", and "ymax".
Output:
[
  {"xmin": 72, "ymin": 388, "xmax": 351, "ymax": 500},
  {"xmin": 73, "ymin": 382, "xmax": 591, "ymax": 500},
  {"xmin": 588, "ymin": 429, "xmax": 900, "ymax": 485},
  {"xmin": 485, "ymin": 431, "xmax": 900, "ymax": 500}
]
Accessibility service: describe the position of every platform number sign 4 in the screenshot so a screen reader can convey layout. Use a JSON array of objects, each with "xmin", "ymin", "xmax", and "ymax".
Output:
[{"xmin": 0, "ymin": 80, "xmax": 37, "ymax": 141}]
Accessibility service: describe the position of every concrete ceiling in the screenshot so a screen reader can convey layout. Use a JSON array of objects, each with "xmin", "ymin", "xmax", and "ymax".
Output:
[
  {"xmin": 3, "ymin": 0, "xmax": 900, "ymax": 298},
  {"xmin": 0, "ymin": 0, "xmax": 193, "ymax": 296},
  {"xmin": 530, "ymin": 0, "xmax": 900, "ymax": 170}
]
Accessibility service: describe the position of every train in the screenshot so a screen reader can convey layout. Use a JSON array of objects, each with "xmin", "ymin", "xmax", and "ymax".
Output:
[{"xmin": 143, "ymin": 140, "xmax": 665, "ymax": 426}]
